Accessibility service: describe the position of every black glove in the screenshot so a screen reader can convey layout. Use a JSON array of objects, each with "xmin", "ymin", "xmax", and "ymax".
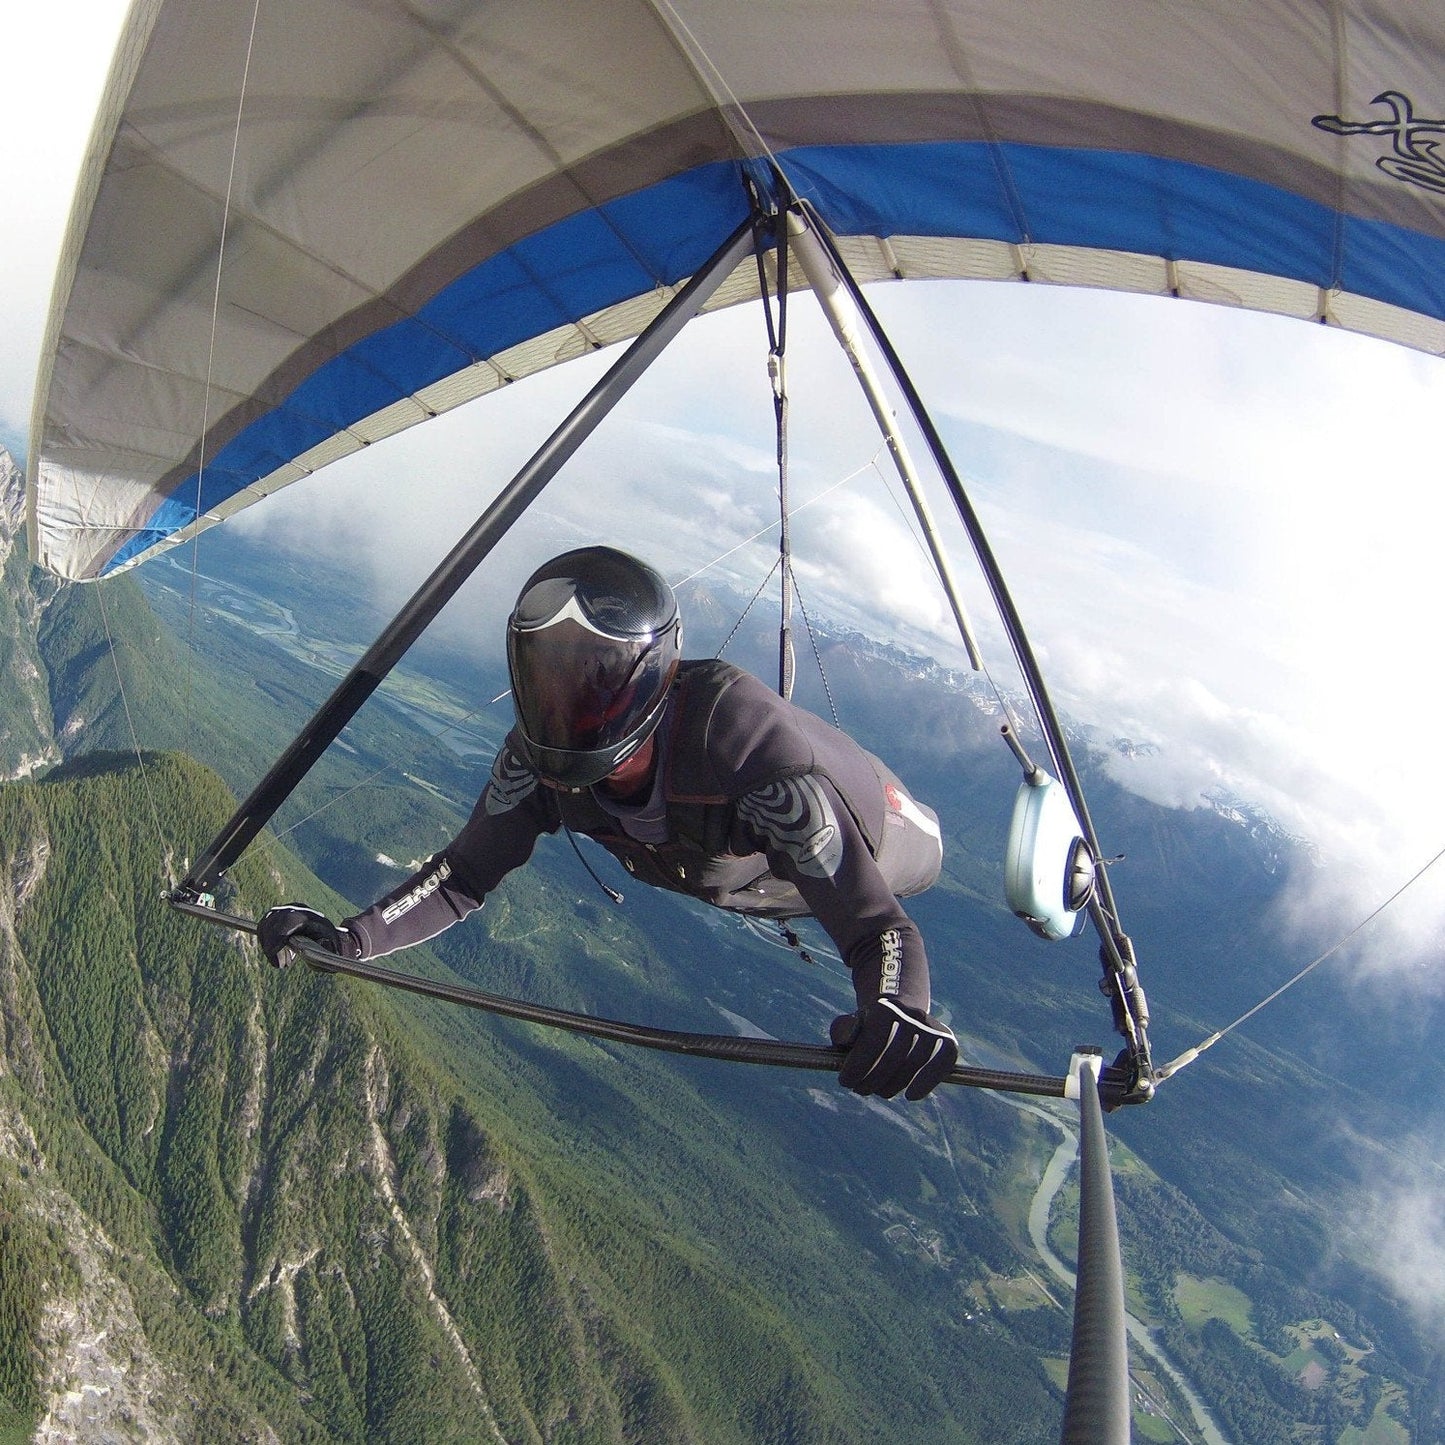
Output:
[
  {"xmin": 830, "ymin": 998, "xmax": 958, "ymax": 1101},
  {"xmin": 257, "ymin": 905, "xmax": 356, "ymax": 969}
]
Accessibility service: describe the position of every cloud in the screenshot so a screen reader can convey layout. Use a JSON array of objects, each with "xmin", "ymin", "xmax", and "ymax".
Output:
[
  {"xmin": 841, "ymin": 285, "xmax": 1445, "ymax": 968},
  {"xmin": 1347, "ymin": 1154, "xmax": 1445, "ymax": 1339}
]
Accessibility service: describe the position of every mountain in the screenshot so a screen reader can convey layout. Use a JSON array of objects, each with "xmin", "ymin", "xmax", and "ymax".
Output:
[
  {"xmin": 0, "ymin": 760, "xmax": 1083, "ymax": 1441},
  {"xmin": 0, "ymin": 452, "xmax": 239, "ymax": 778},
  {"xmin": 0, "ymin": 452, "xmax": 58, "ymax": 781},
  {"xmin": 3, "ymin": 487, "xmax": 1442, "ymax": 1441},
  {"xmin": 0, "ymin": 754, "xmax": 820, "ymax": 1440}
]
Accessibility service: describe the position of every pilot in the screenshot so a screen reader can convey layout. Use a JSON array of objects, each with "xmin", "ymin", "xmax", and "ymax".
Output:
[{"xmin": 259, "ymin": 546, "xmax": 957, "ymax": 1101}]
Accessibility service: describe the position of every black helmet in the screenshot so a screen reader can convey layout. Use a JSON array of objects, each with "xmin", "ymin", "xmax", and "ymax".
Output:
[{"xmin": 506, "ymin": 547, "xmax": 681, "ymax": 789}]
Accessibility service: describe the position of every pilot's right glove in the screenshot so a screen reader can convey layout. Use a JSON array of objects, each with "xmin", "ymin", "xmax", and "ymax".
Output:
[
  {"xmin": 257, "ymin": 905, "xmax": 359, "ymax": 969},
  {"xmin": 830, "ymin": 998, "xmax": 958, "ymax": 1101}
]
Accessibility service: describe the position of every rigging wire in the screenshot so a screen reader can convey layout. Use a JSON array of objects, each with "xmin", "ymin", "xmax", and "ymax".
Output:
[
  {"xmin": 712, "ymin": 556, "xmax": 782, "ymax": 661},
  {"xmin": 77, "ymin": 0, "xmax": 264, "ymax": 888},
  {"xmin": 1155, "ymin": 839, "xmax": 1445, "ymax": 1082},
  {"xmin": 93, "ymin": 581, "xmax": 169, "ymax": 863},
  {"xmin": 649, "ymin": 0, "xmax": 788, "ymax": 178},
  {"xmin": 745, "ymin": 208, "xmax": 843, "ymax": 722},
  {"xmin": 670, "ymin": 455, "xmax": 884, "ymax": 589},
  {"xmin": 265, "ymin": 689, "xmax": 512, "ymax": 843},
  {"xmin": 184, "ymin": 0, "xmax": 265, "ymax": 759},
  {"xmin": 790, "ymin": 581, "xmax": 841, "ymax": 729},
  {"xmin": 759, "ymin": 214, "xmax": 797, "ymax": 699}
]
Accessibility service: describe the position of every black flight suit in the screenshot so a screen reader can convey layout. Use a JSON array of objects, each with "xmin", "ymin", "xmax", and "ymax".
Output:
[{"xmin": 344, "ymin": 661, "xmax": 944, "ymax": 1014}]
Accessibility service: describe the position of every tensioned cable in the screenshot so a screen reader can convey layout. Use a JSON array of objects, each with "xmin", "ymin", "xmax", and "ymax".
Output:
[
  {"xmin": 184, "ymin": 0, "xmax": 265, "ymax": 760},
  {"xmin": 653, "ymin": 0, "xmax": 1034, "ymax": 289},
  {"xmin": 187, "ymin": 460, "xmax": 874, "ymax": 852},
  {"xmin": 1156, "ymin": 839, "xmax": 1445, "ymax": 1081},
  {"xmin": 713, "ymin": 557, "xmax": 781, "ymax": 660},
  {"xmin": 89, "ymin": 0, "xmax": 264, "ymax": 857},
  {"xmin": 790, "ymin": 581, "xmax": 841, "ymax": 728},
  {"xmin": 275, "ymin": 454, "xmax": 877, "ymax": 834},
  {"xmin": 758, "ymin": 211, "xmax": 796, "ymax": 700},
  {"xmin": 94, "ymin": 581, "xmax": 169, "ymax": 860},
  {"xmin": 649, "ymin": 0, "xmax": 785, "ymax": 176},
  {"xmin": 670, "ymin": 454, "xmax": 884, "ymax": 589},
  {"xmin": 267, "ymin": 689, "xmax": 512, "ymax": 843}
]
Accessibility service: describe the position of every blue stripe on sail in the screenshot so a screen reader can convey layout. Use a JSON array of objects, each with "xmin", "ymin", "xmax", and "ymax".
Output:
[{"xmin": 106, "ymin": 140, "xmax": 1445, "ymax": 572}]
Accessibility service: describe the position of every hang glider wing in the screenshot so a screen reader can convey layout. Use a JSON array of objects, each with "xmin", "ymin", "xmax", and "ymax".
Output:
[{"xmin": 27, "ymin": 0, "xmax": 1445, "ymax": 580}]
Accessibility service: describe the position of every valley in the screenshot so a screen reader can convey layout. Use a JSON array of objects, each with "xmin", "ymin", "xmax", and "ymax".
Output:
[{"xmin": 0, "ymin": 477, "xmax": 1439, "ymax": 1440}]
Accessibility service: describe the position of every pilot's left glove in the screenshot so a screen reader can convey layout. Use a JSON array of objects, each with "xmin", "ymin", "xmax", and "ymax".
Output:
[
  {"xmin": 830, "ymin": 998, "xmax": 958, "ymax": 1101},
  {"xmin": 257, "ymin": 905, "xmax": 359, "ymax": 969}
]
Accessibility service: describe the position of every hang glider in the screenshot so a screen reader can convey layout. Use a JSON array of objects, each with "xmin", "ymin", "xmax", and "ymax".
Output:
[
  {"xmin": 39, "ymin": 8, "xmax": 1445, "ymax": 1436},
  {"xmin": 26, "ymin": 0, "xmax": 1445, "ymax": 583}
]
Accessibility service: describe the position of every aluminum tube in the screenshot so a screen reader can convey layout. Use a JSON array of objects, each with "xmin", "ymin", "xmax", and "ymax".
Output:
[
  {"xmin": 1061, "ymin": 1054, "xmax": 1132, "ymax": 1444},
  {"xmin": 786, "ymin": 212, "xmax": 983, "ymax": 669}
]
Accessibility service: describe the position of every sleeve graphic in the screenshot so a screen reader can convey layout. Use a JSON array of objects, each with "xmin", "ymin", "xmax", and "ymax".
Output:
[
  {"xmin": 736, "ymin": 775, "xmax": 845, "ymax": 879},
  {"xmin": 485, "ymin": 745, "xmax": 539, "ymax": 815}
]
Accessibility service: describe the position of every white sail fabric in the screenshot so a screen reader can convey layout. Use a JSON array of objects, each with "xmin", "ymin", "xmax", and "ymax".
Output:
[{"xmin": 27, "ymin": 0, "xmax": 1445, "ymax": 579}]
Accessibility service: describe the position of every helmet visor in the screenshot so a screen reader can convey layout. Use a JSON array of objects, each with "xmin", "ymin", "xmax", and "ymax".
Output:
[{"xmin": 508, "ymin": 601, "xmax": 676, "ymax": 786}]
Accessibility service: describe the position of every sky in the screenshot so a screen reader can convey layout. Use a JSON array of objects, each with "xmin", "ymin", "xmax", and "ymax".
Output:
[
  {"xmin": 8, "ymin": 1, "xmax": 1445, "ymax": 967},
  {"xmin": 8, "ymin": 0, "xmax": 1445, "ymax": 1338}
]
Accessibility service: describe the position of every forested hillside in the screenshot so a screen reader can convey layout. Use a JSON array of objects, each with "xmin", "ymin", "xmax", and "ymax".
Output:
[{"xmin": 0, "ymin": 750, "xmax": 1089, "ymax": 1442}]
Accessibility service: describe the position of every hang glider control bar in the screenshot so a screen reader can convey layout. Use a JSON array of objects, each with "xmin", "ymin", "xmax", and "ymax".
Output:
[{"xmin": 171, "ymin": 897, "xmax": 1135, "ymax": 1107}]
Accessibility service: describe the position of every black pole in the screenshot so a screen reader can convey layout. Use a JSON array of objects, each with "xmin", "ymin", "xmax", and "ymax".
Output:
[
  {"xmin": 170, "ymin": 898, "xmax": 1096, "ymax": 1100},
  {"xmin": 177, "ymin": 217, "xmax": 758, "ymax": 898},
  {"xmin": 772, "ymin": 218, "xmax": 795, "ymax": 700},
  {"xmin": 795, "ymin": 204, "xmax": 1153, "ymax": 1087},
  {"xmin": 1061, "ymin": 1053, "xmax": 1132, "ymax": 1444}
]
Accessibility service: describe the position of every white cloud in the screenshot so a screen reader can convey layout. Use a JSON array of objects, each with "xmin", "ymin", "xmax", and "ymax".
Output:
[
  {"xmin": 841, "ymin": 283, "xmax": 1445, "ymax": 965},
  {"xmin": 1349, "ymin": 1157, "xmax": 1445, "ymax": 1339}
]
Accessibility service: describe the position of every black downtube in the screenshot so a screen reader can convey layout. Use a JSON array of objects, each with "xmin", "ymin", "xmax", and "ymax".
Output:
[
  {"xmin": 794, "ymin": 205, "xmax": 1133, "ymax": 974},
  {"xmin": 1061, "ymin": 1058, "xmax": 1132, "ymax": 1444},
  {"xmin": 178, "ymin": 217, "xmax": 758, "ymax": 898}
]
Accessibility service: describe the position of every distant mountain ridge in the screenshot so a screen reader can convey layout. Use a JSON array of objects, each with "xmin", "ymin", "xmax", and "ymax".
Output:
[{"xmin": 681, "ymin": 579, "xmax": 1320, "ymax": 885}]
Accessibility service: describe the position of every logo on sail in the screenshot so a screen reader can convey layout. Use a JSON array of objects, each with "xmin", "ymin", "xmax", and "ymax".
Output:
[{"xmin": 1313, "ymin": 91, "xmax": 1445, "ymax": 195}]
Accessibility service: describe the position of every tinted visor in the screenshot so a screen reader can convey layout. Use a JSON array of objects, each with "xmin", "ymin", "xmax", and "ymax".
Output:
[{"xmin": 508, "ymin": 592, "xmax": 677, "ymax": 786}]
